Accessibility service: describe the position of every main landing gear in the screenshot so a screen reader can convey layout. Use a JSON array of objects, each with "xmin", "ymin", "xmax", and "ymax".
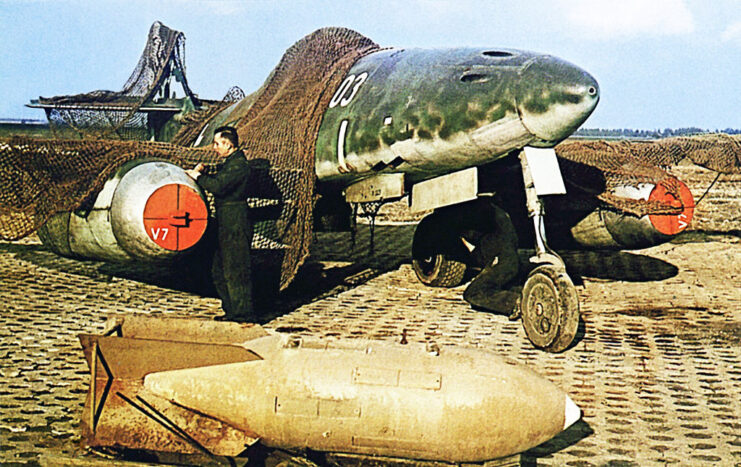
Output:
[
  {"xmin": 516, "ymin": 150, "xmax": 580, "ymax": 353},
  {"xmin": 409, "ymin": 150, "xmax": 580, "ymax": 352},
  {"xmin": 409, "ymin": 151, "xmax": 580, "ymax": 353},
  {"xmin": 411, "ymin": 214, "xmax": 468, "ymax": 288}
]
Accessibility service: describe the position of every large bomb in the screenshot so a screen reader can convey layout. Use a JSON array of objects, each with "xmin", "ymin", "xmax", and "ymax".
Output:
[
  {"xmin": 79, "ymin": 316, "xmax": 581, "ymax": 463},
  {"xmin": 39, "ymin": 161, "xmax": 208, "ymax": 262}
]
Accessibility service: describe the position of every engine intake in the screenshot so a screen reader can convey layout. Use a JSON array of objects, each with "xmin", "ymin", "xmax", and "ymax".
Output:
[{"xmin": 39, "ymin": 161, "xmax": 208, "ymax": 261}]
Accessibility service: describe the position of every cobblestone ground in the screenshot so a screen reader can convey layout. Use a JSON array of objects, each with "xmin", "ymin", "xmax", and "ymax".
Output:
[{"xmin": 1, "ymin": 224, "xmax": 740, "ymax": 466}]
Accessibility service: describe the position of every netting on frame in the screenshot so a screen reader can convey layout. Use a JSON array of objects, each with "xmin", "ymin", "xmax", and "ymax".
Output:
[{"xmin": 1, "ymin": 27, "xmax": 379, "ymax": 290}]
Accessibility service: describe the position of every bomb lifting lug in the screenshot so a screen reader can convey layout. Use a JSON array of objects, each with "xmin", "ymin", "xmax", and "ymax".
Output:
[{"xmin": 515, "ymin": 149, "xmax": 580, "ymax": 353}]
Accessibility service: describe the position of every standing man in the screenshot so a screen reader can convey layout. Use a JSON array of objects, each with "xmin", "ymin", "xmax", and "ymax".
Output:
[{"xmin": 186, "ymin": 126, "xmax": 255, "ymax": 322}]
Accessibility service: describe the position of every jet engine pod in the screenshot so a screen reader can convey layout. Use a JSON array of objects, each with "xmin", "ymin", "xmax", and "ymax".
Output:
[
  {"xmin": 38, "ymin": 160, "xmax": 209, "ymax": 262},
  {"xmin": 111, "ymin": 161, "xmax": 208, "ymax": 260},
  {"xmin": 570, "ymin": 178, "xmax": 694, "ymax": 249}
]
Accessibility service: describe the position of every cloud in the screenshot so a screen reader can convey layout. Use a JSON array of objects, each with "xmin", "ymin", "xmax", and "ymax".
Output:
[
  {"xmin": 559, "ymin": 0, "xmax": 695, "ymax": 39},
  {"xmin": 722, "ymin": 21, "xmax": 741, "ymax": 42},
  {"xmin": 166, "ymin": 0, "xmax": 247, "ymax": 16}
]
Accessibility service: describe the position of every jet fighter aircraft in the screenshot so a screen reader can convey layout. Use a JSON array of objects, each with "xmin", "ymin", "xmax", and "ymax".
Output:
[{"xmin": 2, "ymin": 26, "xmax": 698, "ymax": 353}]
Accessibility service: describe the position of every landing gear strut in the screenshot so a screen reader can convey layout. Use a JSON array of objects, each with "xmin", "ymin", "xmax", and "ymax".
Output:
[{"xmin": 516, "ymin": 150, "xmax": 580, "ymax": 353}]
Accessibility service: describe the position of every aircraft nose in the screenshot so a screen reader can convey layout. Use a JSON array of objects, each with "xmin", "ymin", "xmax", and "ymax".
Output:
[{"xmin": 516, "ymin": 55, "xmax": 599, "ymax": 144}]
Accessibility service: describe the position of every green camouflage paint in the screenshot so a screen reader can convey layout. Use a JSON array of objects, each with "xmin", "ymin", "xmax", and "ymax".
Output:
[
  {"xmin": 198, "ymin": 47, "xmax": 598, "ymax": 185},
  {"xmin": 315, "ymin": 47, "xmax": 598, "ymax": 183}
]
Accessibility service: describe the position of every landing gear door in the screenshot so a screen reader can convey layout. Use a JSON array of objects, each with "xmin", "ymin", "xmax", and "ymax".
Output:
[
  {"xmin": 522, "ymin": 147, "xmax": 566, "ymax": 196},
  {"xmin": 410, "ymin": 167, "xmax": 478, "ymax": 213}
]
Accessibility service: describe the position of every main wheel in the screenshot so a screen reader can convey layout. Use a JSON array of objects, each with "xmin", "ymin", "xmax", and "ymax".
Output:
[
  {"xmin": 411, "ymin": 214, "xmax": 467, "ymax": 288},
  {"xmin": 520, "ymin": 265, "xmax": 579, "ymax": 353},
  {"xmin": 412, "ymin": 250, "xmax": 467, "ymax": 287}
]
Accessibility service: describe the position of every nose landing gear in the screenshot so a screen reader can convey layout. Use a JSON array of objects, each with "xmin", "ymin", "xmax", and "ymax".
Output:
[{"xmin": 516, "ymin": 149, "xmax": 580, "ymax": 353}]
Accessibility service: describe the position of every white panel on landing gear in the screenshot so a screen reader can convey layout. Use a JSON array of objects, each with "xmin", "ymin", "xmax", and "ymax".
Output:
[
  {"xmin": 410, "ymin": 167, "xmax": 478, "ymax": 213},
  {"xmin": 523, "ymin": 147, "xmax": 566, "ymax": 196}
]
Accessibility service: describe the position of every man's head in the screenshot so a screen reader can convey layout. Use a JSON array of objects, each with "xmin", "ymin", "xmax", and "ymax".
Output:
[{"xmin": 213, "ymin": 126, "xmax": 239, "ymax": 157}]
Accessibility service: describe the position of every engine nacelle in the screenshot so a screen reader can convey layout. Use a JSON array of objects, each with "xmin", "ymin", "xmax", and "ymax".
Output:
[
  {"xmin": 39, "ymin": 161, "xmax": 208, "ymax": 262},
  {"xmin": 568, "ymin": 179, "xmax": 694, "ymax": 249}
]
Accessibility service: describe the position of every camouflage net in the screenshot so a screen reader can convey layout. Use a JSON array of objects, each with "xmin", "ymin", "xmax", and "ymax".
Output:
[
  {"xmin": 8, "ymin": 22, "xmax": 741, "ymax": 289},
  {"xmin": 0, "ymin": 138, "xmax": 211, "ymax": 237},
  {"xmin": 555, "ymin": 133, "xmax": 741, "ymax": 217},
  {"xmin": 229, "ymin": 28, "xmax": 378, "ymax": 287},
  {"xmin": 0, "ymin": 27, "xmax": 379, "ymax": 290},
  {"xmin": 170, "ymin": 86, "xmax": 246, "ymax": 147},
  {"xmin": 39, "ymin": 21, "xmax": 199, "ymax": 140}
]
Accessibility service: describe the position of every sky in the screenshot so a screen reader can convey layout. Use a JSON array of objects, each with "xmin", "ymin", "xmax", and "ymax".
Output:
[{"xmin": 2, "ymin": 0, "xmax": 741, "ymax": 130}]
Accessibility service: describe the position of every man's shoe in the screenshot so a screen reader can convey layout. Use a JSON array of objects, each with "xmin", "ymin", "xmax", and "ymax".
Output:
[
  {"xmin": 508, "ymin": 298, "xmax": 522, "ymax": 321},
  {"xmin": 216, "ymin": 314, "xmax": 254, "ymax": 323},
  {"xmin": 230, "ymin": 315, "xmax": 254, "ymax": 323}
]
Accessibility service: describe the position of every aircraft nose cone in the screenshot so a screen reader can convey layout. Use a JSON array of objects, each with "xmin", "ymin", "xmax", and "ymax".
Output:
[{"xmin": 516, "ymin": 55, "xmax": 599, "ymax": 144}]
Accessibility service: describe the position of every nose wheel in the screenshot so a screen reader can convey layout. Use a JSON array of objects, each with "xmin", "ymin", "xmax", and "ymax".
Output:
[{"xmin": 520, "ymin": 264, "xmax": 579, "ymax": 353}]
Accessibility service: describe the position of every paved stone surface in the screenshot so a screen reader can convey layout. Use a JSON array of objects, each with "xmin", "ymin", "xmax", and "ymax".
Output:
[
  {"xmin": 669, "ymin": 165, "xmax": 741, "ymax": 233},
  {"xmin": 1, "ymin": 222, "xmax": 740, "ymax": 466}
]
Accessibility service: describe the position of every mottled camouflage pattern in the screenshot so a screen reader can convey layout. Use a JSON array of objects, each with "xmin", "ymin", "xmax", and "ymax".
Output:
[{"xmin": 316, "ymin": 47, "xmax": 598, "ymax": 184}]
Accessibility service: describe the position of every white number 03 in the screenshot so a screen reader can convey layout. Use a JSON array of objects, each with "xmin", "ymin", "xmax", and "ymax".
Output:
[{"xmin": 329, "ymin": 72, "xmax": 368, "ymax": 108}]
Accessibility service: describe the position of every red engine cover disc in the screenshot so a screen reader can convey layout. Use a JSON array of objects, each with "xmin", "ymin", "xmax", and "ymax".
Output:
[
  {"xmin": 143, "ymin": 184, "xmax": 208, "ymax": 251},
  {"xmin": 648, "ymin": 179, "xmax": 694, "ymax": 236}
]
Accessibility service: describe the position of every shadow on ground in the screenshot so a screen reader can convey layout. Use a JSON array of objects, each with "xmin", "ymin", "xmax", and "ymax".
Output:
[
  {"xmin": 3, "ymin": 223, "xmax": 685, "ymax": 319},
  {"xmin": 561, "ymin": 250, "xmax": 679, "ymax": 283},
  {"xmin": 522, "ymin": 419, "xmax": 594, "ymax": 465},
  {"xmin": 2, "ymin": 224, "xmax": 415, "ymax": 315}
]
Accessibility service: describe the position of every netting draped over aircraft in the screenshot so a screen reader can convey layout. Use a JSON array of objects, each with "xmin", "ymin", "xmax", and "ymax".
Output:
[
  {"xmin": 5, "ymin": 23, "xmax": 741, "ymax": 290},
  {"xmin": 555, "ymin": 133, "xmax": 741, "ymax": 217},
  {"xmin": 0, "ymin": 27, "xmax": 379, "ymax": 290},
  {"xmin": 229, "ymin": 28, "xmax": 379, "ymax": 287},
  {"xmin": 39, "ymin": 21, "xmax": 198, "ymax": 140},
  {"xmin": 0, "ymin": 138, "xmax": 211, "ymax": 237},
  {"xmin": 171, "ymin": 86, "xmax": 246, "ymax": 147}
]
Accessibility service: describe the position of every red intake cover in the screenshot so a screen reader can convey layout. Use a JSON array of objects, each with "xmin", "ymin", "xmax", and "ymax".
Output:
[
  {"xmin": 648, "ymin": 179, "xmax": 694, "ymax": 236},
  {"xmin": 143, "ymin": 184, "xmax": 208, "ymax": 251}
]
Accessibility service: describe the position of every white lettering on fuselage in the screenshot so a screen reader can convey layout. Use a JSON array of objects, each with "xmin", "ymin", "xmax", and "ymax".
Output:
[
  {"xmin": 678, "ymin": 213, "xmax": 688, "ymax": 230},
  {"xmin": 329, "ymin": 72, "xmax": 368, "ymax": 108},
  {"xmin": 151, "ymin": 228, "xmax": 168, "ymax": 241},
  {"xmin": 337, "ymin": 120, "xmax": 350, "ymax": 173}
]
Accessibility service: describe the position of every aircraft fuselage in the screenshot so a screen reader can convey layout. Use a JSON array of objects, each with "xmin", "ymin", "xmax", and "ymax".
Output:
[{"xmin": 314, "ymin": 47, "xmax": 599, "ymax": 187}]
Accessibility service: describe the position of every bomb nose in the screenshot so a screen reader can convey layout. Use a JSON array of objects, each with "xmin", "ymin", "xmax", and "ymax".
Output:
[
  {"xmin": 564, "ymin": 394, "xmax": 582, "ymax": 430},
  {"xmin": 516, "ymin": 55, "xmax": 600, "ymax": 144}
]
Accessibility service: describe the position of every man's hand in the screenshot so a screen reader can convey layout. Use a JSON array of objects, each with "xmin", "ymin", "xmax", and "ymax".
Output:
[{"xmin": 186, "ymin": 163, "xmax": 205, "ymax": 180}]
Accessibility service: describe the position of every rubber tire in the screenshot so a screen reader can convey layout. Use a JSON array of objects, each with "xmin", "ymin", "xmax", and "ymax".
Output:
[
  {"xmin": 412, "ymin": 253, "xmax": 467, "ymax": 287},
  {"xmin": 411, "ymin": 214, "xmax": 467, "ymax": 288},
  {"xmin": 520, "ymin": 265, "xmax": 580, "ymax": 353}
]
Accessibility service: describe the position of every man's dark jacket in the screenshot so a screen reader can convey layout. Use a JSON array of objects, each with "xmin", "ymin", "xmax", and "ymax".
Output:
[{"xmin": 197, "ymin": 149, "xmax": 255, "ymax": 318}]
